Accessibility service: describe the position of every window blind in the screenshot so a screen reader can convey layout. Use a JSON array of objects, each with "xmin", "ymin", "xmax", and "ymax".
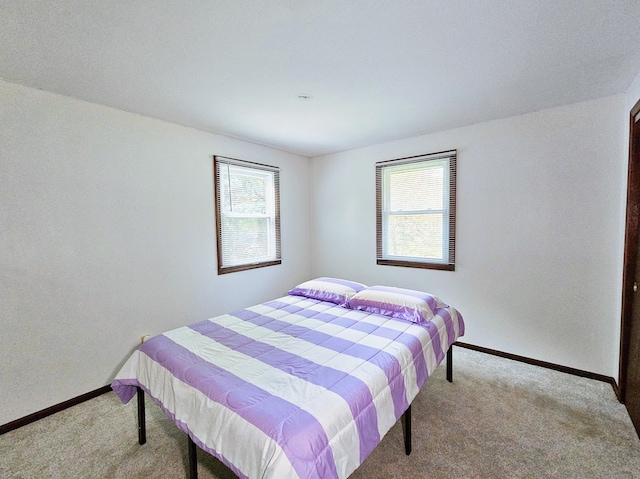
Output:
[
  {"xmin": 376, "ymin": 150, "xmax": 456, "ymax": 271},
  {"xmin": 214, "ymin": 156, "xmax": 281, "ymax": 274}
]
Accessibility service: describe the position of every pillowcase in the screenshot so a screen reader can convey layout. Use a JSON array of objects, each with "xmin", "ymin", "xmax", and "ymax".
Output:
[
  {"xmin": 347, "ymin": 285, "xmax": 446, "ymax": 324},
  {"xmin": 288, "ymin": 277, "xmax": 368, "ymax": 306}
]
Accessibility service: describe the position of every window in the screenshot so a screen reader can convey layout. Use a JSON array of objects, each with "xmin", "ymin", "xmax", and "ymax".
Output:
[
  {"xmin": 214, "ymin": 156, "xmax": 281, "ymax": 274},
  {"xmin": 376, "ymin": 150, "xmax": 456, "ymax": 271}
]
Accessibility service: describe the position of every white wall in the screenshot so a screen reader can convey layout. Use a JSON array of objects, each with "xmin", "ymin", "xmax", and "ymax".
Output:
[
  {"xmin": 626, "ymin": 70, "xmax": 640, "ymax": 112},
  {"xmin": 310, "ymin": 95, "xmax": 628, "ymax": 379},
  {"xmin": 0, "ymin": 81, "xmax": 312, "ymax": 426}
]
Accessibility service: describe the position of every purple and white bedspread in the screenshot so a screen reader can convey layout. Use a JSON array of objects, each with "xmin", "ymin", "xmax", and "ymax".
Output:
[{"xmin": 111, "ymin": 295, "xmax": 464, "ymax": 479}]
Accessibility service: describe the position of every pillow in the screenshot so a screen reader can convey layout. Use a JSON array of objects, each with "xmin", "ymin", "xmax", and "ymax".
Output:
[
  {"xmin": 288, "ymin": 277, "xmax": 368, "ymax": 306},
  {"xmin": 347, "ymin": 285, "xmax": 446, "ymax": 324}
]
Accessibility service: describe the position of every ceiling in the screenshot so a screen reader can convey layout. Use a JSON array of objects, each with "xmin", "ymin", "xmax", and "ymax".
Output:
[{"xmin": 2, "ymin": 1, "xmax": 640, "ymax": 158}]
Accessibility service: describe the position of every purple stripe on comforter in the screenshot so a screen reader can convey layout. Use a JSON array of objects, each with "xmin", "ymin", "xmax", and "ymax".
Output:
[
  {"xmin": 263, "ymin": 300, "xmax": 445, "ymax": 390},
  {"xmin": 189, "ymin": 320, "xmax": 381, "ymax": 462},
  {"xmin": 314, "ymin": 312, "xmax": 437, "ymax": 389},
  {"xmin": 231, "ymin": 309, "xmax": 410, "ymax": 419},
  {"xmin": 125, "ymin": 381, "xmax": 251, "ymax": 479},
  {"xmin": 141, "ymin": 334, "xmax": 339, "ymax": 479}
]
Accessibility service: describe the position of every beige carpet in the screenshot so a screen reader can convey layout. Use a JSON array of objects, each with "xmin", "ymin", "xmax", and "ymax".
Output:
[{"xmin": 1, "ymin": 347, "xmax": 639, "ymax": 478}]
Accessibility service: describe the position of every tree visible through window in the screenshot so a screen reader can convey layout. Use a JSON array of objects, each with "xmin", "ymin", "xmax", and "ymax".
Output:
[
  {"xmin": 214, "ymin": 156, "xmax": 281, "ymax": 274},
  {"xmin": 376, "ymin": 150, "xmax": 456, "ymax": 271}
]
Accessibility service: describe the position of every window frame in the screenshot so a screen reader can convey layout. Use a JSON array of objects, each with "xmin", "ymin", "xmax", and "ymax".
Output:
[
  {"xmin": 213, "ymin": 155, "xmax": 281, "ymax": 275},
  {"xmin": 376, "ymin": 150, "xmax": 457, "ymax": 271}
]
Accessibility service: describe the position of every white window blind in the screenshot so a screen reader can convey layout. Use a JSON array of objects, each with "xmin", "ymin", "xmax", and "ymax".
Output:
[
  {"xmin": 214, "ymin": 156, "xmax": 281, "ymax": 274},
  {"xmin": 376, "ymin": 150, "xmax": 456, "ymax": 271}
]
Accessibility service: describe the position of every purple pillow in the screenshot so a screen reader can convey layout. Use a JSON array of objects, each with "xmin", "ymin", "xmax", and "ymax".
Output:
[
  {"xmin": 288, "ymin": 277, "xmax": 368, "ymax": 306},
  {"xmin": 347, "ymin": 285, "xmax": 446, "ymax": 324}
]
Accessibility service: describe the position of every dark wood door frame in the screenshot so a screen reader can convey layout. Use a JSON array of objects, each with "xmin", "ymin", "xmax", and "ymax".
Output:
[{"xmin": 619, "ymin": 97, "xmax": 640, "ymax": 403}]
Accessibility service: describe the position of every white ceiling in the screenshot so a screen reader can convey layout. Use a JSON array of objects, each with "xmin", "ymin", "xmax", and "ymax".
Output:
[{"xmin": 2, "ymin": 1, "xmax": 640, "ymax": 157}]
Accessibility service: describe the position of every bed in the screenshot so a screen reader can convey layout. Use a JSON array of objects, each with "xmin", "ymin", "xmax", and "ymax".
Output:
[{"xmin": 111, "ymin": 278, "xmax": 465, "ymax": 479}]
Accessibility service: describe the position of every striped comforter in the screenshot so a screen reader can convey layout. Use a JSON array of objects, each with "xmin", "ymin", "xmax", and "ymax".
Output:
[{"xmin": 111, "ymin": 295, "xmax": 464, "ymax": 479}]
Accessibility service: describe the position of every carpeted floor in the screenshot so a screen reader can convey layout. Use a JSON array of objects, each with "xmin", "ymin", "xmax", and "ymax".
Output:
[{"xmin": 1, "ymin": 347, "xmax": 639, "ymax": 478}]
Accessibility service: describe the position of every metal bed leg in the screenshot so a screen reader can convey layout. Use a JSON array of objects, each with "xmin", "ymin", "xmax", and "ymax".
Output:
[
  {"xmin": 402, "ymin": 346, "xmax": 453, "ymax": 457},
  {"xmin": 136, "ymin": 386, "xmax": 146, "ymax": 445},
  {"xmin": 403, "ymin": 405, "xmax": 412, "ymax": 455},
  {"xmin": 188, "ymin": 435, "xmax": 198, "ymax": 479}
]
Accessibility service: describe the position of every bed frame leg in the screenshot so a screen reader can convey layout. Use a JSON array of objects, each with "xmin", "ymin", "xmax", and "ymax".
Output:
[
  {"xmin": 446, "ymin": 346, "xmax": 453, "ymax": 383},
  {"xmin": 403, "ymin": 405, "xmax": 412, "ymax": 455},
  {"xmin": 136, "ymin": 386, "xmax": 146, "ymax": 445},
  {"xmin": 188, "ymin": 435, "xmax": 198, "ymax": 479}
]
